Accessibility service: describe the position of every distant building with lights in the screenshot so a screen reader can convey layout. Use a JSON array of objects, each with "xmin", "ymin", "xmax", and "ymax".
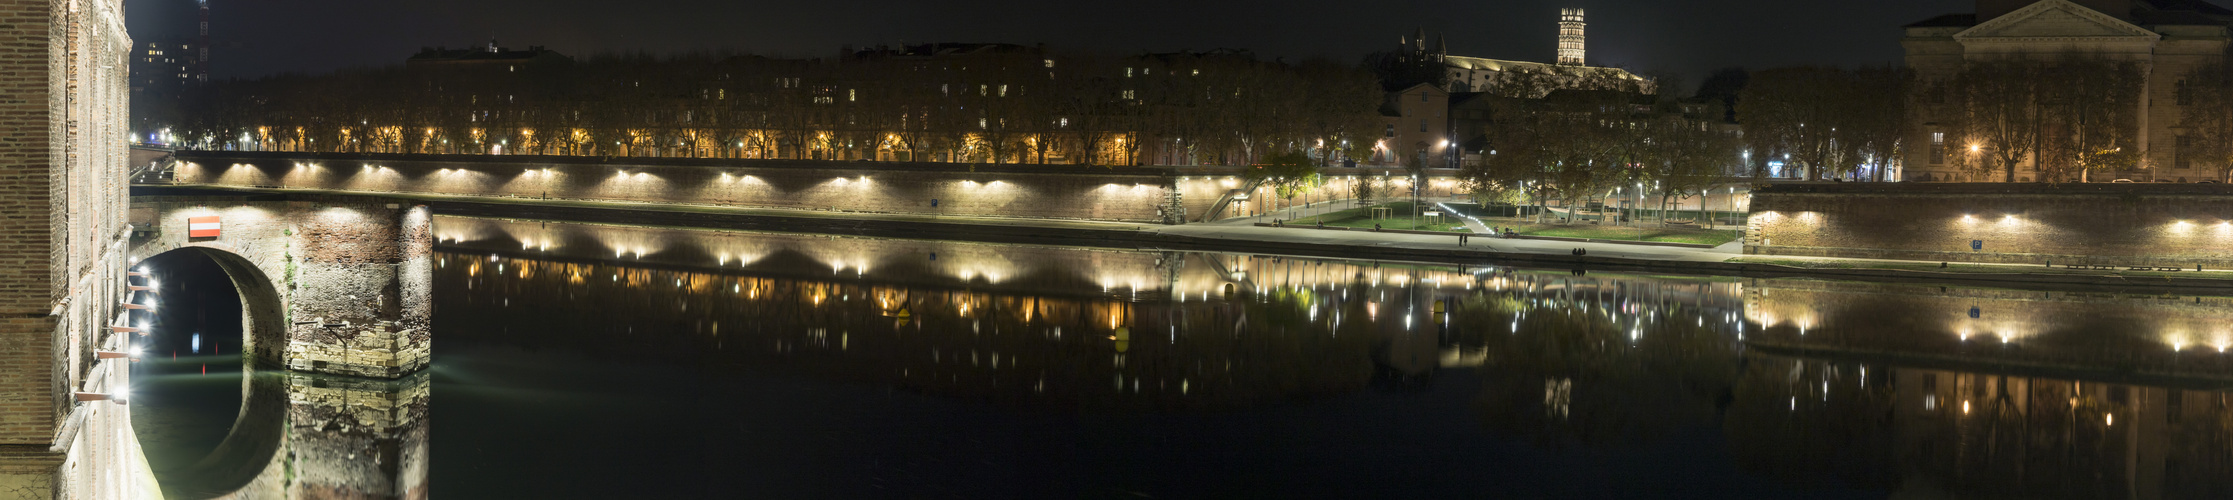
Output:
[
  {"xmin": 1379, "ymin": 9, "xmax": 1660, "ymax": 168},
  {"xmin": 131, "ymin": 37, "xmax": 201, "ymax": 138},
  {"xmin": 1391, "ymin": 9, "xmax": 1655, "ymax": 97},
  {"xmin": 1903, "ymin": 0, "xmax": 2233, "ymax": 182}
]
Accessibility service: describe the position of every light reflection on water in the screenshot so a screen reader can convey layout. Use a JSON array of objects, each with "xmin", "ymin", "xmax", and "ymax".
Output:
[{"xmin": 138, "ymin": 216, "xmax": 2233, "ymax": 499}]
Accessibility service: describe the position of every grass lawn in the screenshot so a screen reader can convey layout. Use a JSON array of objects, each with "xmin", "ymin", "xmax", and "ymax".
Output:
[{"xmin": 1286, "ymin": 202, "xmax": 1470, "ymax": 232}]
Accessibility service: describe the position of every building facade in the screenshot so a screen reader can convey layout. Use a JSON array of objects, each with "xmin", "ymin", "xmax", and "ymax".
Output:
[
  {"xmin": 1392, "ymin": 9, "xmax": 1655, "ymax": 99},
  {"xmin": 129, "ymin": 37, "xmax": 197, "ymax": 140},
  {"xmin": 1904, "ymin": 0, "xmax": 2233, "ymax": 182},
  {"xmin": 0, "ymin": 0, "xmax": 147, "ymax": 497},
  {"xmin": 1378, "ymin": 83, "xmax": 1452, "ymax": 168}
]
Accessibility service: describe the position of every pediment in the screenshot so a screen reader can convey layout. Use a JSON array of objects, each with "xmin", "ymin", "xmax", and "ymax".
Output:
[{"xmin": 1954, "ymin": 0, "xmax": 2159, "ymax": 40}]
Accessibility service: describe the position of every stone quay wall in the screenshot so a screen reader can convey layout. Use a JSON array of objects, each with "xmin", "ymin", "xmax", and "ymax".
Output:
[
  {"xmin": 173, "ymin": 151, "xmax": 1188, "ymax": 223},
  {"xmin": 167, "ymin": 151, "xmax": 1484, "ymax": 224},
  {"xmin": 1746, "ymin": 183, "xmax": 2233, "ymax": 268}
]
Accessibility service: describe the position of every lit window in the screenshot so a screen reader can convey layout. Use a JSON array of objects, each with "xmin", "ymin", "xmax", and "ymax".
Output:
[
  {"xmin": 1929, "ymin": 132, "xmax": 1946, "ymax": 164},
  {"xmin": 1044, "ymin": 59, "xmax": 1054, "ymax": 68},
  {"xmin": 1125, "ymin": 67, "xmax": 1133, "ymax": 78}
]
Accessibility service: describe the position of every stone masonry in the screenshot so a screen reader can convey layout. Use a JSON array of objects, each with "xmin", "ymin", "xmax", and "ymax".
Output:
[
  {"xmin": 166, "ymin": 151, "xmax": 1477, "ymax": 224},
  {"xmin": 1747, "ymin": 183, "xmax": 2233, "ymax": 267},
  {"xmin": 127, "ymin": 195, "xmax": 434, "ymax": 380}
]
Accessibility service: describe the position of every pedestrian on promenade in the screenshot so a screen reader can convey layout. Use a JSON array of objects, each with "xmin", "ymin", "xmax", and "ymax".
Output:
[{"xmin": 1459, "ymin": 233, "xmax": 1468, "ymax": 246}]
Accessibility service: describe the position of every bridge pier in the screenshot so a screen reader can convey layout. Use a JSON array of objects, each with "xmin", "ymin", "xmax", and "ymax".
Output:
[{"xmin": 128, "ymin": 195, "xmax": 434, "ymax": 379}]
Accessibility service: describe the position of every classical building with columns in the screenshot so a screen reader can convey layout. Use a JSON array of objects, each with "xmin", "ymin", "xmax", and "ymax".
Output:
[{"xmin": 1904, "ymin": 0, "xmax": 2233, "ymax": 182}]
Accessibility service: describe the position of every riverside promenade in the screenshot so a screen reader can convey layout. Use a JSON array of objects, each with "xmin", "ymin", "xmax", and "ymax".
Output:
[{"xmin": 135, "ymin": 185, "xmax": 2233, "ymax": 291}]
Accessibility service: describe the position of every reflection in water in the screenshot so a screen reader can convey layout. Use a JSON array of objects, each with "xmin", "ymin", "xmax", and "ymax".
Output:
[
  {"xmin": 141, "ymin": 215, "xmax": 2233, "ymax": 498},
  {"xmin": 425, "ymin": 216, "xmax": 2233, "ymax": 498}
]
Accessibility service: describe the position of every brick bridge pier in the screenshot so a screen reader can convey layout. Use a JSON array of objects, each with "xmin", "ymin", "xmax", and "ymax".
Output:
[{"xmin": 127, "ymin": 195, "xmax": 435, "ymax": 378}]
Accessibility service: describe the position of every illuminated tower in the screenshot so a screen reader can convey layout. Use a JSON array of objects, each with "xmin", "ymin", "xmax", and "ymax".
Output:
[{"xmin": 1557, "ymin": 8, "xmax": 1585, "ymax": 66}]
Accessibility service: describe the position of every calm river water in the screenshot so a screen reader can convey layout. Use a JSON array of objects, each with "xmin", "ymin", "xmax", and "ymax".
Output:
[{"xmin": 128, "ymin": 216, "xmax": 2233, "ymax": 499}]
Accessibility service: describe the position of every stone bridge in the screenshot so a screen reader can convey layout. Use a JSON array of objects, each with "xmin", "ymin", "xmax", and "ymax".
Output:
[{"xmin": 127, "ymin": 194, "xmax": 433, "ymax": 378}]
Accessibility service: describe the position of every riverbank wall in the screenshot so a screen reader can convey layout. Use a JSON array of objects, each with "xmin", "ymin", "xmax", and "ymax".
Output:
[
  {"xmin": 1747, "ymin": 183, "xmax": 2233, "ymax": 268},
  {"xmin": 168, "ymin": 151, "xmax": 1471, "ymax": 225}
]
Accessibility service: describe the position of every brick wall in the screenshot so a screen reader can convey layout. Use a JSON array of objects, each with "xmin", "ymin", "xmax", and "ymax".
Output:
[
  {"xmin": 1746, "ymin": 183, "xmax": 2233, "ymax": 267},
  {"xmin": 0, "ymin": 0, "xmax": 139, "ymax": 497},
  {"xmin": 128, "ymin": 196, "xmax": 434, "ymax": 380},
  {"xmin": 174, "ymin": 151, "xmax": 1184, "ymax": 223}
]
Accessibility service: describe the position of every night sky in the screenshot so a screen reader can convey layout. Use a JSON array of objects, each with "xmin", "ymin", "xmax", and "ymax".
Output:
[{"xmin": 127, "ymin": 0, "xmax": 1968, "ymax": 89}]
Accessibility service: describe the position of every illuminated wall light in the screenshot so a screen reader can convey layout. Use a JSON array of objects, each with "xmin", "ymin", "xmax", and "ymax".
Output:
[{"xmin": 74, "ymin": 392, "xmax": 127, "ymax": 404}]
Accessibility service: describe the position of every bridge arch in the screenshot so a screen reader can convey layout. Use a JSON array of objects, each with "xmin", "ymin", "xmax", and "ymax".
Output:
[
  {"xmin": 123, "ymin": 193, "xmax": 430, "ymax": 497},
  {"xmin": 127, "ymin": 194, "xmax": 434, "ymax": 378}
]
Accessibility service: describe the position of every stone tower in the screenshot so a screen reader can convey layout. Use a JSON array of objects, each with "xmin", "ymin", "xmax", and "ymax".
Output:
[{"xmin": 1558, "ymin": 8, "xmax": 1586, "ymax": 66}]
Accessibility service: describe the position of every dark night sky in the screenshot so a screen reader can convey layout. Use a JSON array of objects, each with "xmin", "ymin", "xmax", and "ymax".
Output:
[{"xmin": 126, "ymin": 0, "xmax": 1968, "ymax": 91}]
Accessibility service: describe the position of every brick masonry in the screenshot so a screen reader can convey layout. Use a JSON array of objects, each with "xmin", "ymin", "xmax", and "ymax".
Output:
[
  {"xmin": 167, "ymin": 151, "xmax": 1477, "ymax": 224},
  {"xmin": 1746, "ymin": 183, "xmax": 2233, "ymax": 267},
  {"xmin": 127, "ymin": 195, "xmax": 434, "ymax": 380},
  {"xmin": 0, "ymin": 0, "xmax": 141, "ymax": 498}
]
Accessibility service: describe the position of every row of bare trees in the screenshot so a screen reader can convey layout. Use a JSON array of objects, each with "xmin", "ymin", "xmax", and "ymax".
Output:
[
  {"xmin": 1914, "ymin": 54, "xmax": 2148, "ymax": 183},
  {"xmin": 165, "ymin": 49, "xmax": 1386, "ymax": 167},
  {"xmin": 1462, "ymin": 70, "xmax": 1743, "ymax": 225},
  {"xmin": 1736, "ymin": 65, "xmax": 1911, "ymax": 182}
]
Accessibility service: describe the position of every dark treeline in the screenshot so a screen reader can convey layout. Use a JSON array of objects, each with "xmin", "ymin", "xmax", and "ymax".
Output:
[{"xmin": 163, "ymin": 46, "xmax": 1387, "ymax": 167}]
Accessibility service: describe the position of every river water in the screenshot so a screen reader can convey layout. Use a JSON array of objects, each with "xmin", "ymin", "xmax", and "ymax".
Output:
[{"xmin": 129, "ymin": 216, "xmax": 2233, "ymax": 499}]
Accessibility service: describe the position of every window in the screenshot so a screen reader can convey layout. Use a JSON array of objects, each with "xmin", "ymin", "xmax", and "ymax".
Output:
[
  {"xmin": 1121, "ymin": 89, "xmax": 1135, "ymax": 100},
  {"xmin": 1930, "ymin": 132, "xmax": 1946, "ymax": 165},
  {"xmin": 1125, "ymin": 67, "xmax": 1133, "ymax": 78},
  {"xmin": 1043, "ymin": 59, "xmax": 1055, "ymax": 68},
  {"xmin": 2178, "ymin": 135, "xmax": 2197, "ymax": 169},
  {"xmin": 848, "ymin": 89, "xmax": 856, "ymax": 102},
  {"xmin": 1420, "ymin": 119, "xmax": 1428, "ymax": 133},
  {"xmin": 1385, "ymin": 125, "xmax": 1396, "ymax": 137},
  {"xmin": 1420, "ymin": 92, "xmax": 1428, "ymax": 102},
  {"xmin": 2178, "ymin": 79, "xmax": 2193, "ymax": 106}
]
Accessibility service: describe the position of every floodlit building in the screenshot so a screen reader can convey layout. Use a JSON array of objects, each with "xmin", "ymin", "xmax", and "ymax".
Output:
[
  {"xmin": 1903, "ymin": 0, "xmax": 2233, "ymax": 182},
  {"xmin": 1391, "ymin": 8, "xmax": 1655, "ymax": 98}
]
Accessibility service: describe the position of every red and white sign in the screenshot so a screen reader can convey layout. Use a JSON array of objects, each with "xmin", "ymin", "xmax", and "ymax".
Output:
[{"xmin": 187, "ymin": 216, "xmax": 221, "ymax": 238}]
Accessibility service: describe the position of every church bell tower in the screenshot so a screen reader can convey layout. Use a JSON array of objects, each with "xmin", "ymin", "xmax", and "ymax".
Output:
[{"xmin": 1557, "ymin": 8, "xmax": 1586, "ymax": 66}]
